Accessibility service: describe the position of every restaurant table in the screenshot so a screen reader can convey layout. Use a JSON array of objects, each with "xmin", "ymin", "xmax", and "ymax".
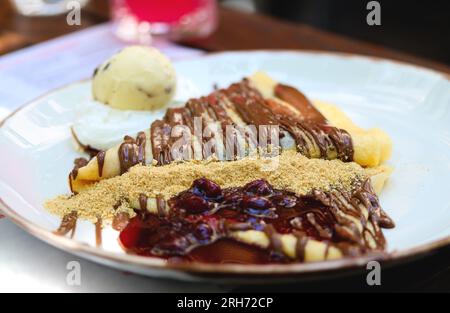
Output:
[{"xmin": 1, "ymin": 0, "xmax": 450, "ymax": 292}]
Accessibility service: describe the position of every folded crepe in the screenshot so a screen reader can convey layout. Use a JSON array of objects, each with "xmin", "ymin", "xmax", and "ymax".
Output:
[{"xmin": 69, "ymin": 72, "xmax": 393, "ymax": 194}]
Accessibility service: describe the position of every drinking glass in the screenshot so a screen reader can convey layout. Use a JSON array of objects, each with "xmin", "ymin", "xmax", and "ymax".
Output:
[{"xmin": 111, "ymin": 0, "xmax": 218, "ymax": 43}]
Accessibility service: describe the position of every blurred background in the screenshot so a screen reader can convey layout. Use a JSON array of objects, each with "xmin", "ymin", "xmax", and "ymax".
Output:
[
  {"xmin": 1, "ymin": 0, "xmax": 449, "ymax": 65},
  {"xmin": 240, "ymin": 0, "xmax": 450, "ymax": 65}
]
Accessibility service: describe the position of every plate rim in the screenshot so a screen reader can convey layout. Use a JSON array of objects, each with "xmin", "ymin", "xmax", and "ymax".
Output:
[{"xmin": 1, "ymin": 49, "xmax": 449, "ymax": 277}]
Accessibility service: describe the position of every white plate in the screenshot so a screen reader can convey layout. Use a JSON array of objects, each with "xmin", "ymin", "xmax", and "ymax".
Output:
[{"xmin": 1, "ymin": 51, "xmax": 450, "ymax": 283}]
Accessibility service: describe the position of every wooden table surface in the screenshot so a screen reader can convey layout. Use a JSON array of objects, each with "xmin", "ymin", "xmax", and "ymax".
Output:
[
  {"xmin": 1, "ymin": 0, "xmax": 450, "ymax": 75},
  {"xmin": 1, "ymin": 0, "xmax": 450, "ymax": 292}
]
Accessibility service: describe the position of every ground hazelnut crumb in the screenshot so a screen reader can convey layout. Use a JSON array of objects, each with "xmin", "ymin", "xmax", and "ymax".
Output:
[{"xmin": 45, "ymin": 150, "xmax": 367, "ymax": 221}]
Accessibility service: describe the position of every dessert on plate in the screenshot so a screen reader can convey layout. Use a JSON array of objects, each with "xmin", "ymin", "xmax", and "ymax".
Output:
[{"xmin": 46, "ymin": 47, "xmax": 394, "ymax": 265}]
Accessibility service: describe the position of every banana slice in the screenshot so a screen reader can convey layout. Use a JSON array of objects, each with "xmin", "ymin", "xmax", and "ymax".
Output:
[
  {"xmin": 231, "ymin": 230, "xmax": 342, "ymax": 262},
  {"xmin": 70, "ymin": 129, "xmax": 152, "ymax": 193}
]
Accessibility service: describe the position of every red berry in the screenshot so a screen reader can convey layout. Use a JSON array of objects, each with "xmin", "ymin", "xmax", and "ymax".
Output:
[
  {"xmin": 192, "ymin": 178, "xmax": 222, "ymax": 198},
  {"xmin": 178, "ymin": 193, "xmax": 211, "ymax": 214},
  {"xmin": 244, "ymin": 179, "xmax": 273, "ymax": 195},
  {"xmin": 242, "ymin": 196, "xmax": 272, "ymax": 210},
  {"xmin": 194, "ymin": 223, "xmax": 213, "ymax": 241}
]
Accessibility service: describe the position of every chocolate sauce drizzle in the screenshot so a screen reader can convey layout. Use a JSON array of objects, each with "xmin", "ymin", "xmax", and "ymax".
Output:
[
  {"xmin": 97, "ymin": 151, "xmax": 106, "ymax": 177},
  {"xmin": 119, "ymin": 178, "xmax": 394, "ymax": 264},
  {"xmin": 70, "ymin": 158, "xmax": 88, "ymax": 181},
  {"xmin": 156, "ymin": 195, "xmax": 166, "ymax": 217},
  {"xmin": 54, "ymin": 211, "xmax": 78, "ymax": 238},
  {"xmin": 274, "ymin": 84, "xmax": 327, "ymax": 124},
  {"xmin": 118, "ymin": 131, "xmax": 147, "ymax": 174},
  {"xmin": 72, "ymin": 78, "xmax": 354, "ymax": 178},
  {"xmin": 95, "ymin": 218, "xmax": 102, "ymax": 247},
  {"xmin": 146, "ymin": 79, "xmax": 354, "ymax": 165},
  {"xmin": 54, "ymin": 212, "xmax": 103, "ymax": 246}
]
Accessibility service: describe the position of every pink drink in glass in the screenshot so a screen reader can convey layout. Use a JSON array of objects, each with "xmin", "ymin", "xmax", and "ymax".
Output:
[{"xmin": 112, "ymin": 0, "xmax": 218, "ymax": 43}]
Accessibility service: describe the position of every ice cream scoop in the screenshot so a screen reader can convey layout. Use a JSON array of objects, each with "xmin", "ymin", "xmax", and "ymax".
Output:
[
  {"xmin": 71, "ymin": 100, "xmax": 165, "ymax": 151},
  {"xmin": 92, "ymin": 46, "xmax": 176, "ymax": 111}
]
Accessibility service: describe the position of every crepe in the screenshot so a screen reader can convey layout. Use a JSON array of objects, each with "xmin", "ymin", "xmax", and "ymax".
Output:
[{"xmin": 69, "ymin": 73, "xmax": 393, "ymax": 194}]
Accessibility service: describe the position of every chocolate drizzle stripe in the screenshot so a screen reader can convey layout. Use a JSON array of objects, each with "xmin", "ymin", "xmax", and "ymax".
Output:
[
  {"xmin": 151, "ymin": 120, "xmax": 173, "ymax": 165},
  {"xmin": 324, "ymin": 243, "xmax": 331, "ymax": 260},
  {"xmin": 263, "ymin": 225, "xmax": 284, "ymax": 254},
  {"xmin": 118, "ymin": 132, "xmax": 147, "ymax": 174},
  {"xmin": 97, "ymin": 151, "xmax": 106, "ymax": 177},
  {"xmin": 139, "ymin": 194, "xmax": 148, "ymax": 212},
  {"xmin": 54, "ymin": 211, "xmax": 78, "ymax": 238},
  {"xmin": 274, "ymin": 84, "xmax": 326, "ymax": 124},
  {"xmin": 70, "ymin": 158, "xmax": 89, "ymax": 181},
  {"xmin": 95, "ymin": 218, "xmax": 102, "ymax": 247},
  {"xmin": 294, "ymin": 232, "xmax": 308, "ymax": 262},
  {"xmin": 156, "ymin": 196, "xmax": 166, "ymax": 217}
]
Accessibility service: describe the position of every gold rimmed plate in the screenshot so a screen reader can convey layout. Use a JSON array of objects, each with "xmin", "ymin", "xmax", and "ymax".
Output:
[{"xmin": 1, "ymin": 51, "xmax": 450, "ymax": 283}]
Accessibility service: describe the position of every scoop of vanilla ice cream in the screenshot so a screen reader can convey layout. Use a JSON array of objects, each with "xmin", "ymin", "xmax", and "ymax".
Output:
[
  {"xmin": 72, "ymin": 100, "xmax": 165, "ymax": 151},
  {"xmin": 92, "ymin": 46, "xmax": 176, "ymax": 111}
]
